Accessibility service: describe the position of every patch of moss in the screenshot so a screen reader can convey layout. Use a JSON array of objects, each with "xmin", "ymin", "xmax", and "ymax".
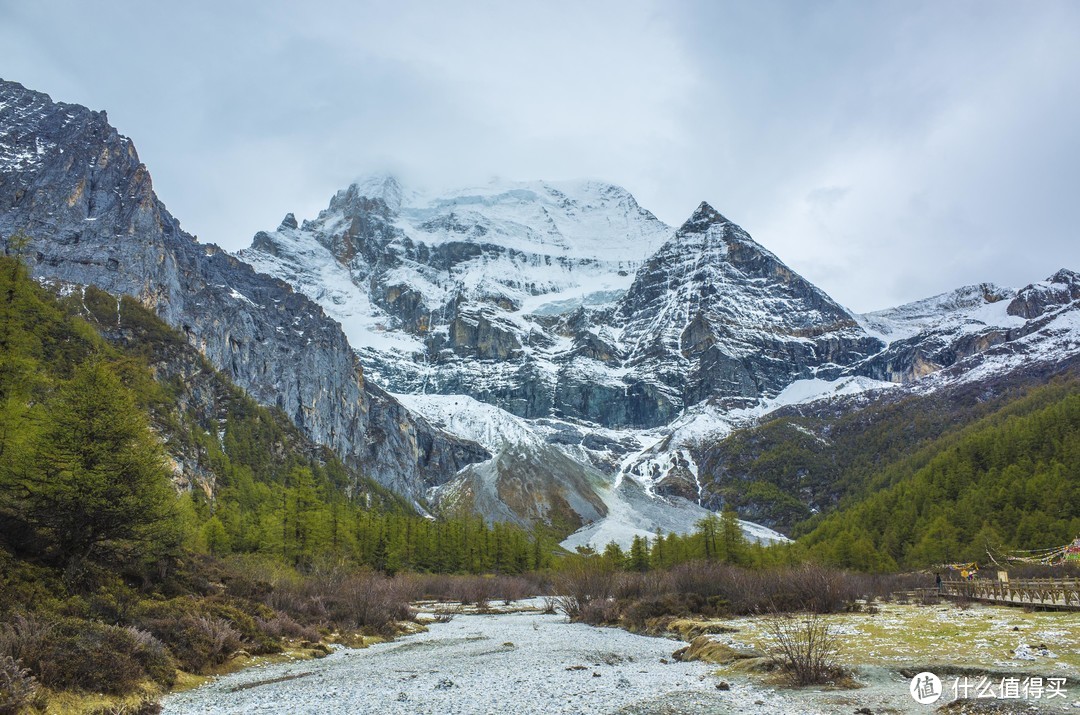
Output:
[{"xmin": 673, "ymin": 635, "xmax": 764, "ymax": 665}]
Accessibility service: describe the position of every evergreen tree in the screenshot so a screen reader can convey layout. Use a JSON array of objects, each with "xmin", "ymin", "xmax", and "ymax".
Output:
[
  {"xmin": 718, "ymin": 507, "xmax": 746, "ymax": 564},
  {"xmin": 602, "ymin": 541, "xmax": 625, "ymax": 570},
  {"xmin": 201, "ymin": 515, "xmax": 230, "ymax": 556},
  {"xmin": 628, "ymin": 535, "xmax": 650, "ymax": 572},
  {"xmin": 16, "ymin": 361, "xmax": 179, "ymax": 572},
  {"xmin": 697, "ymin": 514, "xmax": 720, "ymax": 560}
]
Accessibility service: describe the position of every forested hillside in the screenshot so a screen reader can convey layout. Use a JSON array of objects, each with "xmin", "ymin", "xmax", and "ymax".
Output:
[
  {"xmin": 694, "ymin": 362, "xmax": 1080, "ymax": 536},
  {"xmin": 796, "ymin": 378, "xmax": 1080, "ymax": 570},
  {"xmin": 0, "ymin": 249, "xmax": 557, "ymax": 710},
  {"xmin": 0, "ymin": 252, "xmax": 547, "ymax": 577}
]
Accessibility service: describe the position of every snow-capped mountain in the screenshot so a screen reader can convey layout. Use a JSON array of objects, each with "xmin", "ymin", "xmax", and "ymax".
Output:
[
  {"xmin": 240, "ymin": 183, "xmax": 881, "ymax": 431},
  {"xmin": 7, "ymin": 76, "xmax": 1077, "ymax": 550},
  {"xmin": 240, "ymin": 176, "xmax": 673, "ymax": 423},
  {"xmin": 240, "ymin": 174, "xmax": 1080, "ymax": 547}
]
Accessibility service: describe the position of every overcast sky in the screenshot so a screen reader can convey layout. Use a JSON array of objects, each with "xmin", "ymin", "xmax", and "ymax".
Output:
[{"xmin": 2, "ymin": 0, "xmax": 1078, "ymax": 311}]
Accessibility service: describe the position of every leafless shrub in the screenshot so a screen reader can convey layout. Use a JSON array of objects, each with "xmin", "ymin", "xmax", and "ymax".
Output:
[
  {"xmin": 0, "ymin": 655, "xmax": 41, "ymax": 715},
  {"xmin": 553, "ymin": 562, "xmax": 616, "ymax": 621},
  {"xmin": 0, "ymin": 614, "xmax": 51, "ymax": 664},
  {"xmin": 762, "ymin": 612, "xmax": 844, "ymax": 686},
  {"xmin": 254, "ymin": 614, "xmax": 320, "ymax": 643},
  {"xmin": 457, "ymin": 578, "xmax": 495, "ymax": 610},
  {"xmin": 123, "ymin": 626, "xmax": 170, "ymax": 664},
  {"xmin": 577, "ymin": 597, "xmax": 620, "ymax": 624},
  {"xmin": 399, "ymin": 574, "xmax": 540, "ymax": 606},
  {"xmin": 544, "ymin": 560, "xmax": 918, "ymax": 629},
  {"xmin": 321, "ymin": 572, "xmax": 411, "ymax": 632},
  {"xmin": 264, "ymin": 568, "xmax": 412, "ymax": 634},
  {"xmin": 541, "ymin": 597, "xmax": 558, "ymax": 615},
  {"xmin": 190, "ymin": 616, "xmax": 242, "ymax": 666},
  {"xmin": 493, "ymin": 576, "xmax": 533, "ymax": 605}
]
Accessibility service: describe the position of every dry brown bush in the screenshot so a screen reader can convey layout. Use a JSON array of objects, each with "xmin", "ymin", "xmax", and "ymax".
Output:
[
  {"xmin": 399, "ymin": 573, "xmax": 543, "ymax": 606},
  {"xmin": 762, "ymin": 613, "xmax": 845, "ymax": 686},
  {"xmin": 550, "ymin": 560, "xmax": 911, "ymax": 626},
  {"xmin": 553, "ymin": 562, "xmax": 617, "ymax": 620},
  {"xmin": 254, "ymin": 614, "xmax": 320, "ymax": 643}
]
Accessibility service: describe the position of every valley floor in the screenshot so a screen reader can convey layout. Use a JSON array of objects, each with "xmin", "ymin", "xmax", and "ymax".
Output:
[{"xmin": 160, "ymin": 601, "xmax": 1080, "ymax": 715}]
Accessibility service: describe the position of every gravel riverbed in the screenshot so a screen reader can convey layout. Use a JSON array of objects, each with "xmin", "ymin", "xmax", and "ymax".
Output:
[
  {"xmin": 161, "ymin": 607, "xmax": 809, "ymax": 715},
  {"xmin": 163, "ymin": 604, "xmax": 1077, "ymax": 714}
]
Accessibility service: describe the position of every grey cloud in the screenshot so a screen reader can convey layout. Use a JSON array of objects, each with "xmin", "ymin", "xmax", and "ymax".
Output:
[{"xmin": 1, "ymin": 0, "xmax": 1077, "ymax": 312}]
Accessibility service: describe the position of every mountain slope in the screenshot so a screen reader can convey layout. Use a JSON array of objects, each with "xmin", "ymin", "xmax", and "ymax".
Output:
[
  {"xmin": 797, "ymin": 374, "xmax": 1080, "ymax": 570},
  {"xmin": 0, "ymin": 78, "xmax": 487, "ymax": 503},
  {"xmin": 610, "ymin": 202, "xmax": 882, "ymax": 416},
  {"xmin": 239, "ymin": 175, "xmax": 672, "ymax": 423}
]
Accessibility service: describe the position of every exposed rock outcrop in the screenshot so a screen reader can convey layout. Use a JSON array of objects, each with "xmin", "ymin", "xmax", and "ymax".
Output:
[{"xmin": 0, "ymin": 78, "xmax": 487, "ymax": 501}]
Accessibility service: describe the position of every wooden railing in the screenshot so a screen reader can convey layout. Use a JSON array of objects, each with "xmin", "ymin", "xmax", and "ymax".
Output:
[{"xmin": 939, "ymin": 578, "xmax": 1080, "ymax": 610}]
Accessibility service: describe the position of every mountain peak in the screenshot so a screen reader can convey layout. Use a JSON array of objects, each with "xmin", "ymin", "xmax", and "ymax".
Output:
[
  {"xmin": 679, "ymin": 201, "xmax": 731, "ymax": 234},
  {"xmin": 346, "ymin": 172, "xmax": 405, "ymax": 212},
  {"xmin": 1048, "ymin": 268, "xmax": 1080, "ymax": 285},
  {"xmin": 1007, "ymin": 267, "xmax": 1080, "ymax": 319}
]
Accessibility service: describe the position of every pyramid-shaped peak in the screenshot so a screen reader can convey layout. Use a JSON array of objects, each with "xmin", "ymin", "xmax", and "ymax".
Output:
[{"xmin": 679, "ymin": 201, "xmax": 732, "ymax": 233}]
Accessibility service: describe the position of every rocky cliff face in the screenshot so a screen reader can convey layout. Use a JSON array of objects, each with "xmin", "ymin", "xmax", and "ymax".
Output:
[
  {"xmin": 239, "ymin": 176, "xmax": 675, "ymax": 429},
  {"xmin": 0, "ymin": 79, "xmax": 487, "ymax": 502},
  {"xmin": 1007, "ymin": 269, "xmax": 1080, "ymax": 320}
]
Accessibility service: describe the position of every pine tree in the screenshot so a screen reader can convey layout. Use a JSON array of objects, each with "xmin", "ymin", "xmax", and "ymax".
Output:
[
  {"xmin": 719, "ymin": 507, "xmax": 747, "ymax": 565},
  {"xmin": 17, "ymin": 361, "xmax": 179, "ymax": 572},
  {"xmin": 201, "ymin": 515, "xmax": 231, "ymax": 555},
  {"xmin": 697, "ymin": 514, "xmax": 720, "ymax": 560},
  {"xmin": 628, "ymin": 535, "xmax": 650, "ymax": 572},
  {"xmin": 602, "ymin": 541, "xmax": 625, "ymax": 570}
]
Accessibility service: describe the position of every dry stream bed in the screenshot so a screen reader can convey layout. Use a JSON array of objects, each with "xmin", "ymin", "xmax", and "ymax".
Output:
[{"xmin": 162, "ymin": 601, "xmax": 1080, "ymax": 714}]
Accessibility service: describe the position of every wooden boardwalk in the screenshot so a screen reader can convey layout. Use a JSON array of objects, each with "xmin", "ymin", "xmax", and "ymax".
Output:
[{"xmin": 939, "ymin": 578, "xmax": 1080, "ymax": 610}]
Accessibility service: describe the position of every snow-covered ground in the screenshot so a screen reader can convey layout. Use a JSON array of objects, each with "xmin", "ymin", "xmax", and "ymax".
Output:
[
  {"xmin": 856, "ymin": 282, "xmax": 1023, "ymax": 342},
  {"xmin": 397, "ymin": 391, "xmax": 790, "ymax": 551}
]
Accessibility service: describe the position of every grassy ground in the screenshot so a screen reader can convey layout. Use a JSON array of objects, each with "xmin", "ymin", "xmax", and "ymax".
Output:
[{"xmin": 680, "ymin": 601, "xmax": 1080, "ymax": 678}]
